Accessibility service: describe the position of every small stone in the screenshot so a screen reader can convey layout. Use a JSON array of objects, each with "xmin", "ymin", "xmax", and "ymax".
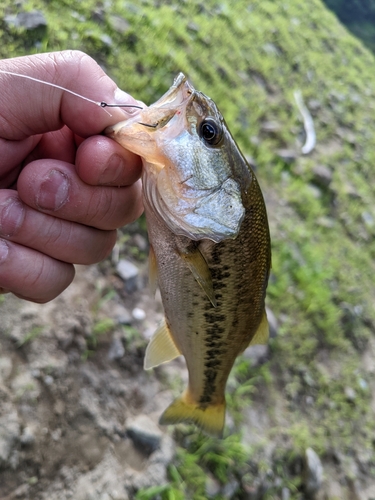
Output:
[
  {"xmin": 132, "ymin": 308, "xmax": 146, "ymax": 321},
  {"xmin": 108, "ymin": 337, "xmax": 125, "ymax": 361},
  {"xmin": 277, "ymin": 149, "xmax": 298, "ymax": 163},
  {"xmin": 11, "ymin": 371, "xmax": 41, "ymax": 401},
  {"xmin": 281, "ymin": 487, "xmax": 291, "ymax": 500},
  {"xmin": 0, "ymin": 411, "xmax": 20, "ymax": 466},
  {"xmin": 5, "ymin": 10, "xmax": 47, "ymax": 30},
  {"xmin": 303, "ymin": 447, "xmax": 323, "ymax": 496},
  {"xmin": 0, "ymin": 356, "xmax": 12, "ymax": 382},
  {"xmin": 116, "ymin": 259, "xmax": 139, "ymax": 293},
  {"xmin": 126, "ymin": 415, "xmax": 162, "ymax": 455},
  {"xmin": 99, "ymin": 34, "xmax": 113, "ymax": 47},
  {"xmin": 133, "ymin": 233, "xmax": 148, "ymax": 252},
  {"xmin": 311, "ymin": 165, "xmax": 332, "ymax": 188},
  {"xmin": 362, "ymin": 211, "xmax": 374, "ymax": 228},
  {"xmin": 109, "ymin": 15, "xmax": 130, "ymax": 34},
  {"xmin": 245, "ymin": 155, "xmax": 257, "ymax": 171},
  {"xmin": 244, "ymin": 344, "xmax": 269, "ymax": 366},
  {"xmin": 187, "ymin": 21, "xmax": 199, "ymax": 32},
  {"xmin": 261, "ymin": 120, "xmax": 282, "ymax": 133},
  {"xmin": 20, "ymin": 426, "xmax": 36, "ymax": 446},
  {"xmin": 345, "ymin": 386, "xmax": 356, "ymax": 401},
  {"xmin": 206, "ymin": 474, "xmax": 221, "ymax": 497},
  {"xmin": 43, "ymin": 375, "xmax": 54, "ymax": 386},
  {"xmin": 51, "ymin": 428, "xmax": 62, "ymax": 441},
  {"xmin": 111, "ymin": 304, "xmax": 132, "ymax": 325},
  {"xmin": 222, "ymin": 479, "xmax": 239, "ymax": 498},
  {"xmin": 266, "ymin": 307, "xmax": 278, "ymax": 338}
]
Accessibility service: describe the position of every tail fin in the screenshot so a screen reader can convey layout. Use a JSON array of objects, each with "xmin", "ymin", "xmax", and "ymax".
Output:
[{"xmin": 159, "ymin": 391, "xmax": 226, "ymax": 438}]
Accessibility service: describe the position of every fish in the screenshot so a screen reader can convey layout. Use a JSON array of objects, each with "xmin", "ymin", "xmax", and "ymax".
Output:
[{"xmin": 105, "ymin": 73, "xmax": 271, "ymax": 438}]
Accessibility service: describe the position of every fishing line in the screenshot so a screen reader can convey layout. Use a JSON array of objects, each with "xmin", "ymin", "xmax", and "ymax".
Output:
[{"xmin": 0, "ymin": 69, "xmax": 143, "ymax": 116}]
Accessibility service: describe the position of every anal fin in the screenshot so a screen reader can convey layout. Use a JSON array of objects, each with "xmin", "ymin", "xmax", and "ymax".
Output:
[
  {"xmin": 144, "ymin": 318, "xmax": 181, "ymax": 369},
  {"xmin": 179, "ymin": 248, "xmax": 217, "ymax": 307}
]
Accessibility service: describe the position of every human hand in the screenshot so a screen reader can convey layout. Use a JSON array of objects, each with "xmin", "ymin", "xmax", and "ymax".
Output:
[{"xmin": 0, "ymin": 50, "xmax": 143, "ymax": 303}]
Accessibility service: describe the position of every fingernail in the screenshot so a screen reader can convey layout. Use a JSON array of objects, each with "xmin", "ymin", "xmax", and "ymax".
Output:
[
  {"xmin": 0, "ymin": 239, "xmax": 9, "ymax": 264},
  {"xmin": 99, "ymin": 154, "xmax": 125, "ymax": 184},
  {"xmin": 114, "ymin": 88, "xmax": 142, "ymax": 115},
  {"xmin": 0, "ymin": 197, "xmax": 25, "ymax": 237},
  {"xmin": 37, "ymin": 170, "xmax": 69, "ymax": 211}
]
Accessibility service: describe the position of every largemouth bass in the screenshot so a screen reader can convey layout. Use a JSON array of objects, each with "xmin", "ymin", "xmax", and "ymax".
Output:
[{"xmin": 106, "ymin": 74, "xmax": 271, "ymax": 438}]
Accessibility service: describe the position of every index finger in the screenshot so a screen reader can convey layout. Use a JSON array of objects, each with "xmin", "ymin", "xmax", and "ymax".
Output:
[{"xmin": 0, "ymin": 50, "xmax": 141, "ymax": 140}]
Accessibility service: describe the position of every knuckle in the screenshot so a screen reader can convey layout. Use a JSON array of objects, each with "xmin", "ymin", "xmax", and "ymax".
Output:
[{"xmin": 87, "ymin": 188, "xmax": 115, "ymax": 228}]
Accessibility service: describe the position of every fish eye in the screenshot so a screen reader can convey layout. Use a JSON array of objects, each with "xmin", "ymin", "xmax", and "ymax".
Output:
[{"xmin": 199, "ymin": 118, "xmax": 222, "ymax": 146}]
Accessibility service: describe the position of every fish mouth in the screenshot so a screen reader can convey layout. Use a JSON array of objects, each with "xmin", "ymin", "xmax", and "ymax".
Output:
[
  {"xmin": 152, "ymin": 73, "xmax": 194, "ymax": 110},
  {"xmin": 104, "ymin": 73, "xmax": 196, "ymax": 161}
]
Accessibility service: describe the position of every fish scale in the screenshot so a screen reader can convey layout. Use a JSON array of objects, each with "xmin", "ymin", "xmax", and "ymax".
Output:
[{"xmin": 106, "ymin": 73, "xmax": 271, "ymax": 437}]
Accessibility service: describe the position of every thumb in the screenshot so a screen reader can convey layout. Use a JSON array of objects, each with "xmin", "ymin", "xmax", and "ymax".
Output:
[{"xmin": 0, "ymin": 50, "xmax": 141, "ymax": 140}]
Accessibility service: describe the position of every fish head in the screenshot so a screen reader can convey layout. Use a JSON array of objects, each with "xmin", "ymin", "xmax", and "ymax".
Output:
[{"xmin": 106, "ymin": 73, "xmax": 252, "ymax": 242}]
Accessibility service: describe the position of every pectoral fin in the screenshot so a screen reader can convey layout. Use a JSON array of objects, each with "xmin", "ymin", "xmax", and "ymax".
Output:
[
  {"xmin": 144, "ymin": 318, "xmax": 181, "ymax": 369},
  {"xmin": 248, "ymin": 310, "xmax": 269, "ymax": 346},
  {"xmin": 148, "ymin": 244, "xmax": 158, "ymax": 295},
  {"xmin": 179, "ymin": 248, "xmax": 217, "ymax": 307}
]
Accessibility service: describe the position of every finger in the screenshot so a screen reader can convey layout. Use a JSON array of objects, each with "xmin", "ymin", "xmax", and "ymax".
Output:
[
  {"xmin": 17, "ymin": 159, "xmax": 143, "ymax": 230},
  {"xmin": 0, "ymin": 135, "xmax": 41, "ymax": 188},
  {"xmin": 76, "ymin": 136, "xmax": 142, "ymax": 186},
  {"xmin": 0, "ymin": 50, "xmax": 142, "ymax": 141},
  {"xmin": 0, "ymin": 239, "xmax": 75, "ymax": 303},
  {"xmin": 0, "ymin": 192, "xmax": 117, "ymax": 264},
  {"xmin": 23, "ymin": 126, "xmax": 77, "ymax": 165}
]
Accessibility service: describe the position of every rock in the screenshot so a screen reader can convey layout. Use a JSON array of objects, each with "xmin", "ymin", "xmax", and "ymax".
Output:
[
  {"xmin": 222, "ymin": 479, "xmax": 239, "ymax": 497},
  {"xmin": 281, "ymin": 487, "xmax": 291, "ymax": 500},
  {"xmin": 4, "ymin": 10, "xmax": 47, "ymax": 30},
  {"xmin": 20, "ymin": 426, "xmax": 36, "ymax": 446},
  {"xmin": 244, "ymin": 344, "xmax": 269, "ymax": 366},
  {"xmin": 311, "ymin": 165, "xmax": 332, "ymax": 188},
  {"xmin": 116, "ymin": 259, "xmax": 139, "ymax": 293},
  {"xmin": 111, "ymin": 304, "xmax": 132, "ymax": 325},
  {"xmin": 109, "ymin": 15, "xmax": 131, "ymax": 34},
  {"xmin": 276, "ymin": 149, "xmax": 298, "ymax": 163},
  {"xmin": 99, "ymin": 34, "xmax": 113, "ymax": 47},
  {"xmin": 303, "ymin": 447, "xmax": 324, "ymax": 497},
  {"xmin": 245, "ymin": 155, "xmax": 257, "ymax": 171},
  {"xmin": 0, "ymin": 410, "xmax": 20, "ymax": 467},
  {"xmin": 11, "ymin": 371, "xmax": 41, "ymax": 402},
  {"xmin": 133, "ymin": 234, "xmax": 148, "ymax": 252},
  {"xmin": 345, "ymin": 386, "xmax": 356, "ymax": 401},
  {"xmin": 132, "ymin": 308, "xmax": 146, "ymax": 321},
  {"xmin": 126, "ymin": 415, "xmax": 162, "ymax": 455},
  {"xmin": 261, "ymin": 120, "xmax": 282, "ymax": 133},
  {"xmin": 206, "ymin": 474, "xmax": 221, "ymax": 497},
  {"xmin": 108, "ymin": 336, "xmax": 125, "ymax": 361},
  {"xmin": 266, "ymin": 307, "xmax": 278, "ymax": 338},
  {"xmin": 0, "ymin": 356, "xmax": 12, "ymax": 382},
  {"xmin": 361, "ymin": 211, "xmax": 374, "ymax": 228},
  {"xmin": 43, "ymin": 375, "xmax": 54, "ymax": 386},
  {"xmin": 348, "ymin": 477, "xmax": 366, "ymax": 500}
]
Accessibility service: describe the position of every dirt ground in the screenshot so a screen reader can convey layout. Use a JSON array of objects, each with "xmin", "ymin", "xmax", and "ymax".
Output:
[{"xmin": 0, "ymin": 261, "xmax": 181, "ymax": 500}]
